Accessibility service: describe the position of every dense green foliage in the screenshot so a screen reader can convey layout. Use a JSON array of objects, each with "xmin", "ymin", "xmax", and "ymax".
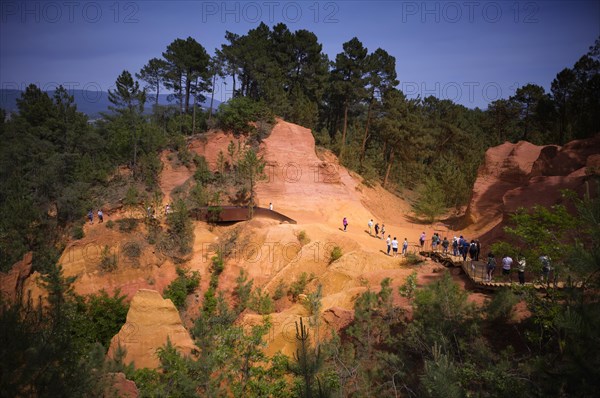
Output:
[
  {"xmin": 0, "ymin": 267, "xmax": 128, "ymax": 396},
  {"xmin": 2, "ymin": 190, "xmax": 598, "ymax": 396},
  {"xmin": 0, "ymin": 23, "xmax": 598, "ymax": 398},
  {"xmin": 163, "ymin": 267, "xmax": 200, "ymax": 310},
  {"xmin": 215, "ymin": 96, "xmax": 275, "ymax": 136}
]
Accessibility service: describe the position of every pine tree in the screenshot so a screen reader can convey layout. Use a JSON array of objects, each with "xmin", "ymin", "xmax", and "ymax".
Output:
[{"xmin": 136, "ymin": 57, "xmax": 169, "ymax": 106}]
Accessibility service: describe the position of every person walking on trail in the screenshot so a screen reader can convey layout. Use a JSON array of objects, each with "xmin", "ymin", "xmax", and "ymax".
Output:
[
  {"xmin": 540, "ymin": 255, "xmax": 551, "ymax": 282},
  {"xmin": 386, "ymin": 235, "xmax": 391, "ymax": 255},
  {"xmin": 442, "ymin": 237, "xmax": 449, "ymax": 254},
  {"xmin": 419, "ymin": 232, "xmax": 426, "ymax": 249},
  {"xmin": 343, "ymin": 217, "xmax": 348, "ymax": 232},
  {"xmin": 97, "ymin": 209, "xmax": 104, "ymax": 223},
  {"xmin": 88, "ymin": 210, "xmax": 94, "ymax": 224},
  {"xmin": 469, "ymin": 240, "xmax": 477, "ymax": 261},
  {"xmin": 517, "ymin": 256, "xmax": 526, "ymax": 285},
  {"xmin": 269, "ymin": 202, "xmax": 273, "ymax": 211},
  {"xmin": 368, "ymin": 219, "xmax": 374, "ymax": 235},
  {"xmin": 391, "ymin": 237, "xmax": 399, "ymax": 257},
  {"xmin": 461, "ymin": 239, "xmax": 470, "ymax": 261},
  {"xmin": 374, "ymin": 222, "xmax": 380, "ymax": 237},
  {"xmin": 502, "ymin": 255, "xmax": 513, "ymax": 282},
  {"xmin": 380, "ymin": 224, "xmax": 385, "ymax": 239},
  {"xmin": 402, "ymin": 238, "xmax": 409, "ymax": 256},
  {"xmin": 452, "ymin": 237, "xmax": 458, "ymax": 256},
  {"xmin": 486, "ymin": 252, "xmax": 496, "ymax": 282},
  {"xmin": 475, "ymin": 240, "xmax": 481, "ymax": 261},
  {"xmin": 431, "ymin": 233, "xmax": 438, "ymax": 251}
]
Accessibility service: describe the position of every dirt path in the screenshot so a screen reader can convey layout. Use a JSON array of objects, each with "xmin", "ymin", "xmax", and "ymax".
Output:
[{"xmin": 158, "ymin": 151, "xmax": 195, "ymax": 206}]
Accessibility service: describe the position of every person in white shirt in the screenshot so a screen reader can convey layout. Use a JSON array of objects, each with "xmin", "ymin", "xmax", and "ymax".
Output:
[
  {"xmin": 502, "ymin": 255, "xmax": 513, "ymax": 282},
  {"xmin": 386, "ymin": 235, "xmax": 391, "ymax": 255},
  {"xmin": 391, "ymin": 237, "xmax": 399, "ymax": 257},
  {"xmin": 368, "ymin": 219, "xmax": 374, "ymax": 235}
]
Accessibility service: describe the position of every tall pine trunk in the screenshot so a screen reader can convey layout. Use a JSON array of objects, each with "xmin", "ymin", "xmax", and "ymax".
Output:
[
  {"xmin": 184, "ymin": 75, "xmax": 191, "ymax": 114},
  {"xmin": 178, "ymin": 73, "xmax": 183, "ymax": 116},
  {"xmin": 155, "ymin": 82, "xmax": 159, "ymax": 106},
  {"xmin": 341, "ymin": 103, "xmax": 348, "ymax": 155},
  {"xmin": 232, "ymin": 72, "xmax": 236, "ymax": 97},
  {"xmin": 208, "ymin": 73, "xmax": 217, "ymax": 122},
  {"xmin": 383, "ymin": 148, "xmax": 394, "ymax": 188},
  {"xmin": 360, "ymin": 97, "xmax": 374, "ymax": 164}
]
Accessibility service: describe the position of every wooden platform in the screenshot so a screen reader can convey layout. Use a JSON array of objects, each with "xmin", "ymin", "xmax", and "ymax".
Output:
[
  {"xmin": 193, "ymin": 206, "xmax": 297, "ymax": 224},
  {"xmin": 422, "ymin": 251, "xmax": 573, "ymax": 291}
]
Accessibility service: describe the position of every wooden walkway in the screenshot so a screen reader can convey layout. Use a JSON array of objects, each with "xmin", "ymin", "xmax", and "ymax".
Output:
[
  {"xmin": 422, "ymin": 251, "xmax": 572, "ymax": 291},
  {"xmin": 193, "ymin": 206, "xmax": 297, "ymax": 224}
]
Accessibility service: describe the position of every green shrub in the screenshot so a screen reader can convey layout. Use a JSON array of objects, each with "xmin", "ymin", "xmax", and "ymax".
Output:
[
  {"xmin": 302, "ymin": 284, "xmax": 323, "ymax": 317},
  {"xmin": 138, "ymin": 151, "xmax": 163, "ymax": 189},
  {"xmin": 172, "ymin": 134, "xmax": 192, "ymax": 166},
  {"xmin": 209, "ymin": 273, "xmax": 220, "ymax": 290},
  {"xmin": 99, "ymin": 245, "xmax": 117, "ymax": 272},
  {"xmin": 166, "ymin": 199, "xmax": 194, "ymax": 255},
  {"xmin": 189, "ymin": 183, "xmax": 208, "ymax": 210},
  {"xmin": 485, "ymin": 287, "xmax": 519, "ymax": 323},
  {"xmin": 249, "ymin": 288, "xmax": 274, "ymax": 315},
  {"xmin": 163, "ymin": 268, "xmax": 200, "ymax": 310},
  {"xmin": 146, "ymin": 223, "xmax": 161, "ymax": 245},
  {"xmin": 405, "ymin": 252, "xmax": 425, "ymax": 265},
  {"xmin": 106, "ymin": 220, "xmax": 115, "ymax": 229},
  {"xmin": 297, "ymin": 230, "xmax": 310, "ymax": 245},
  {"xmin": 122, "ymin": 241, "xmax": 142, "ymax": 258},
  {"xmin": 193, "ymin": 155, "xmax": 213, "ymax": 184},
  {"xmin": 288, "ymin": 272, "xmax": 313, "ymax": 301},
  {"xmin": 233, "ymin": 269, "xmax": 253, "ymax": 313},
  {"xmin": 124, "ymin": 186, "xmax": 139, "ymax": 207},
  {"xmin": 399, "ymin": 271, "xmax": 418, "ymax": 299},
  {"xmin": 72, "ymin": 225, "xmax": 84, "ymax": 240},
  {"xmin": 117, "ymin": 218, "xmax": 138, "ymax": 233},
  {"xmin": 272, "ymin": 280, "xmax": 287, "ymax": 301},
  {"xmin": 211, "ymin": 252, "xmax": 224, "ymax": 275},
  {"xmin": 329, "ymin": 246, "xmax": 343, "ymax": 264},
  {"xmin": 202, "ymin": 287, "xmax": 217, "ymax": 316}
]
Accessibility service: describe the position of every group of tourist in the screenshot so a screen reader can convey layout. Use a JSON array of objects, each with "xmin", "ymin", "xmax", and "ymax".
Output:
[
  {"xmin": 366, "ymin": 218, "xmax": 410, "ymax": 257},
  {"xmin": 343, "ymin": 217, "xmax": 553, "ymax": 285},
  {"xmin": 419, "ymin": 232, "xmax": 481, "ymax": 261},
  {"xmin": 385, "ymin": 236, "xmax": 409, "ymax": 257},
  {"xmin": 367, "ymin": 219, "xmax": 386, "ymax": 238},
  {"xmin": 146, "ymin": 204, "xmax": 173, "ymax": 219},
  {"xmin": 87, "ymin": 209, "xmax": 104, "ymax": 224},
  {"xmin": 485, "ymin": 253, "xmax": 551, "ymax": 284}
]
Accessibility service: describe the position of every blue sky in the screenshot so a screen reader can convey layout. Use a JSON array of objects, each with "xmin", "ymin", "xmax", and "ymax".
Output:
[{"xmin": 1, "ymin": 0, "xmax": 598, "ymax": 109}]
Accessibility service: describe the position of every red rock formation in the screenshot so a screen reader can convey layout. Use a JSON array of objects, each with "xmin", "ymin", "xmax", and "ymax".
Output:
[
  {"xmin": 466, "ymin": 134, "xmax": 600, "ymax": 246},
  {"xmin": 322, "ymin": 306, "xmax": 354, "ymax": 331},
  {"xmin": 107, "ymin": 289, "xmax": 196, "ymax": 369},
  {"xmin": 0, "ymin": 252, "xmax": 33, "ymax": 304}
]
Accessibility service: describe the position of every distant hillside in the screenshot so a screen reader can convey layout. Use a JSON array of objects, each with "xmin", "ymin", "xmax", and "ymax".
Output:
[{"xmin": 0, "ymin": 89, "xmax": 221, "ymax": 119}]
